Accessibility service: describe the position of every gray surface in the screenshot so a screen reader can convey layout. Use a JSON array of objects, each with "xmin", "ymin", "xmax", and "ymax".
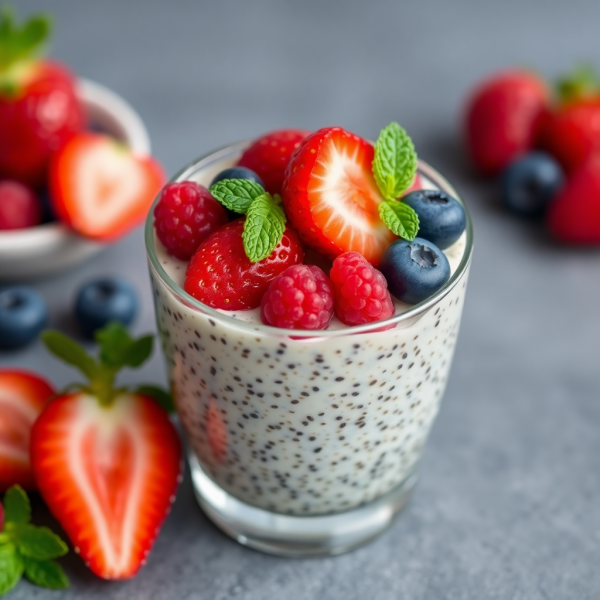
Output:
[{"xmin": 4, "ymin": 0, "xmax": 600, "ymax": 598}]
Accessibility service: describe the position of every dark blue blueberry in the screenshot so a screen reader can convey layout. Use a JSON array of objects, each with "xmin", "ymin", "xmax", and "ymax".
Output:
[
  {"xmin": 75, "ymin": 277, "xmax": 137, "ymax": 338},
  {"xmin": 210, "ymin": 167, "xmax": 265, "ymax": 189},
  {"xmin": 0, "ymin": 286, "xmax": 48, "ymax": 350},
  {"xmin": 403, "ymin": 189, "xmax": 466, "ymax": 250},
  {"xmin": 500, "ymin": 152, "xmax": 564, "ymax": 218},
  {"xmin": 380, "ymin": 237, "xmax": 451, "ymax": 304}
]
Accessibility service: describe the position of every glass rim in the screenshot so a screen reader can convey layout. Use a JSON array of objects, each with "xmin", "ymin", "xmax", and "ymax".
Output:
[{"xmin": 145, "ymin": 140, "xmax": 474, "ymax": 338}]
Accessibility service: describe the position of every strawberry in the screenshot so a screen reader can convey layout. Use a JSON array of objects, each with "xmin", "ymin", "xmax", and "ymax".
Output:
[
  {"xmin": 49, "ymin": 132, "xmax": 165, "ymax": 240},
  {"xmin": 537, "ymin": 67, "xmax": 600, "ymax": 173},
  {"xmin": 465, "ymin": 70, "xmax": 549, "ymax": 175},
  {"xmin": 0, "ymin": 369, "xmax": 55, "ymax": 491},
  {"xmin": 0, "ymin": 9, "xmax": 84, "ymax": 188},
  {"xmin": 184, "ymin": 219, "xmax": 304, "ymax": 310},
  {"xmin": 546, "ymin": 154, "xmax": 600, "ymax": 244},
  {"xmin": 31, "ymin": 324, "xmax": 181, "ymax": 580},
  {"xmin": 237, "ymin": 129, "xmax": 310, "ymax": 194},
  {"xmin": 281, "ymin": 127, "xmax": 399, "ymax": 266}
]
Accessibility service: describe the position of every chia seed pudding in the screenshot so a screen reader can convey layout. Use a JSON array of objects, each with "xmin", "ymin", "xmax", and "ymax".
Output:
[{"xmin": 147, "ymin": 147, "xmax": 472, "ymax": 517}]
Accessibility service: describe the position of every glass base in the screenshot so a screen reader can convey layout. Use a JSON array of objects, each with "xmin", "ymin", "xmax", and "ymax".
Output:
[{"xmin": 189, "ymin": 452, "xmax": 417, "ymax": 557}]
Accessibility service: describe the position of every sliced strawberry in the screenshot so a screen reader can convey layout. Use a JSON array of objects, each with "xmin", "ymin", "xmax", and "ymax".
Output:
[
  {"xmin": 0, "ymin": 369, "xmax": 55, "ymax": 491},
  {"xmin": 49, "ymin": 133, "xmax": 165, "ymax": 240},
  {"xmin": 184, "ymin": 219, "xmax": 304, "ymax": 310},
  {"xmin": 206, "ymin": 399, "xmax": 227, "ymax": 463},
  {"xmin": 31, "ymin": 392, "xmax": 181, "ymax": 580},
  {"xmin": 282, "ymin": 127, "xmax": 399, "ymax": 266},
  {"xmin": 237, "ymin": 129, "xmax": 310, "ymax": 194}
]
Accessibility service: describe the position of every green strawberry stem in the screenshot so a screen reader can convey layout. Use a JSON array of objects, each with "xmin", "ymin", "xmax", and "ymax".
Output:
[
  {"xmin": 556, "ymin": 64, "xmax": 600, "ymax": 104},
  {"xmin": 41, "ymin": 322, "xmax": 175, "ymax": 412}
]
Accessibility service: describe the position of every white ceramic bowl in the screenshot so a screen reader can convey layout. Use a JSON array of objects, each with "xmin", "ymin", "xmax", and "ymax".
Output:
[{"xmin": 0, "ymin": 79, "xmax": 152, "ymax": 281}]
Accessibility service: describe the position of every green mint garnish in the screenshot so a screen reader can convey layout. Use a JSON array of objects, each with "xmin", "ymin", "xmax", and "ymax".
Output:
[
  {"xmin": 209, "ymin": 178, "xmax": 266, "ymax": 214},
  {"xmin": 373, "ymin": 121, "xmax": 418, "ymax": 201},
  {"xmin": 41, "ymin": 322, "xmax": 172, "ymax": 410},
  {"xmin": 379, "ymin": 200, "xmax": 420, "ymax": 241},
  {"xmin": 242, "ymin": 193, "xmax": 286, "ymax": 263},
  {"xmin": 0, "ymin": 486, "xmax": 69, "ymax": 594}
]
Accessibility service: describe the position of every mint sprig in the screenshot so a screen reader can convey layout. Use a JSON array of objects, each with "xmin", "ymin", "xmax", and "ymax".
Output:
[
  {"xmin": 0, "ymin": 486, "xmax": 69, "ymax": 594},
  {"xmin": 208, "ymin": 178, "xmax": 287, "ymax": 263},
  {"xmin": 372, "ymin": 122, "xmax": 420, "ymax": 241}
]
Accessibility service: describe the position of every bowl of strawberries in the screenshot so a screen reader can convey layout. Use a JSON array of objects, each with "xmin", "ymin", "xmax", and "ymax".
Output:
[{"xmin": 0, "ymin": 9, "xmax": 164, "ymax": 280}]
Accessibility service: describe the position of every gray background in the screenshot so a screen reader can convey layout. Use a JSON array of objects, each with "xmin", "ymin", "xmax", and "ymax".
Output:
[{"xmin": 4, "ymin": 0, "xmax": 600, "ymax": 598}]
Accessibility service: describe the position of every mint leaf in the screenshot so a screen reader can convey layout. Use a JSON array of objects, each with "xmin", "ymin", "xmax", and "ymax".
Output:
[
  {"xmin": 242, "ymin": 193, "xmax": 286, "ymax": 263},
  {"xmin": 41, "ymin": 331, "xmax": 97, "ymax": 379},
  {"xmin": 379, "ymin": 200, "xmax": 420, "ymax": 241},
  {"xmin": 209, "ymin": 179, "xmax": 265, "ymax": 214},
  {"xmin": 23, "ymin": 557, "xmax": 69, "ymax": 590},
  {"xmin": 14, "ymin": 526, "xmax": 68, "ymax": 561},
  {"xmin": 372, "ymin": 122, "xmax": 418, "ymax": 200},
  {"xmin": 0, "ymin": 543, "xmax": 23, "ymax": 596},
  {"xmin": 3, "ymin": 486, "xmax": 30, "ymax": 525},
  {"xmin": 135, "ymin": 385, "xmax": 175, "ymax": 413}
]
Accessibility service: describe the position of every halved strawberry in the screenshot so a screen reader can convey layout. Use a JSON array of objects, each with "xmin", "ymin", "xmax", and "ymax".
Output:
[
  {"xmin": 49, "ymin": 132, "xmax": 165, "ymax": 240},
  {"xmin": 31, "ymin": 324, "xmax": 181, "ymax": 580},
  {"xmin": 282, "ymin": 127, "xmax": 411, "ymax": 266},
  {"xmin": 0, "ymin": 369, "xmax": 55, "ymax": 491}
]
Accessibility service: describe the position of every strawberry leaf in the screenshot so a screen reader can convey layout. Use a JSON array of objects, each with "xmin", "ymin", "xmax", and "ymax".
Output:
[
  {"xmin": 379, "ymin": 200, "xmax": 420, "ymax": 241},
  {"xmin": 373, "ymin": 122, "xmax": 418, "ymax": 201},
  {"xmin": 0, "ymin": 544, "xmax": 23, "ymax": 596},
  {"xmin": 242, "ymin": 193, "xmax": 286, "ymax": 263},
  {"xmin": 3, "ymin": 485, "xmax": 30, "ymax": 526},
  {"xmin": 41, "ymin": 331, "xmax": 98, "ymax": 380},
  {"xmin": 96, "ymin": 322, "xmax": 132, "ymax": 366},
  {"xmin": 14, "ymin": 526, "xmax": 68, "ymax": 561},
  {"xmin": 135, "ymin": 385, "xmax": 176, "ymax": 413},
  {"xmin": 23, "ymin": 557, "xmax": 69, "ymax": 590},
  {"xmin": 209, "ymin": 179, "xmax": 265, "ymax": 214}
]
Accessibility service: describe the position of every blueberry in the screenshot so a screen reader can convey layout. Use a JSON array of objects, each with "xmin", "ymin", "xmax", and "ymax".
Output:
[
  {"xmin": 500, "ymin": 152, "xmax": 564, "ymax": 218},
  {"xmin": 75, "ymin": 277, "xmax": 137, "ymax": 338},
  {"xmin": 403, "ymin": 190, "xmax": 466, "ymax": 250},
  {"xmin": 380, "ymin": 238, "xmax": 451, "ymax": 304},
  {"xmin": 0, "ymin": 286, "xmax": 48, "ymax": 350},
  {"xmin": 210, "ymin": 167, "xmax": 265, "ymax": 189}
]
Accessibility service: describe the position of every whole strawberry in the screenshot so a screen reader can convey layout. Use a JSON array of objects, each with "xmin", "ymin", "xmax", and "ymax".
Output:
[
  {"xmin": 0, "ymin": 8, "xmax": 84, "ymax": 188},
  {"xmin": 537, "ymin": 66, "xmax": 600, "ymax": 173},
  {"xmin": 465, "ymin": 70, "xmax": 549, "ymax": 175},
  {"xmin": 546, "ymin": 153, "xmax": 600, "ymax": 244}
]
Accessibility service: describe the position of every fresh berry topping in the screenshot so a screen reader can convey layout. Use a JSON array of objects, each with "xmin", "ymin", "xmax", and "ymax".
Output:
[
  {"xmin": 0, "ymin": 370, "xmax": 55, "ymax": 491},
  {"xmin": 380, "ymin": 238, "xmax": 451, "ymax": 304},
  {"xmin": 238, "ymin": 129, "xmax": 310, "ymax": 194},
  {"xmin": 210, "ymin": 166, "xmax": 265, "ymax": 189},
  {"xmin": 0, "ymin": 180, "xmax": 41, "ymax": 230},
  {"xmin": 154, "ymin": 181, "xmax": 228, "ymax": 260},
  {"xmin": 261, "ymin": 264, "xmax": 334, "ymax": 330},
  {"xmin": 184, "ymin": 219, "xmax": 304, "ymax": 310},
  {"xmin": 465, "ymin": 70, "xmax": 548, "ymax": 175},
  {"xmin": 330, "ymin": 252, "xmax": 394, "ymax": 326},
  {"xmin": 74, "ymin": 277, "xmax": 138, "ymax": 338},
  {"xmin": 0, "ymin": 286, "xmax": 48, "ymax": 350},
  {"xmin": 402, "ymin": 190, "xmax": 466, "ymax": 249},
  {"xmin": 546, "ymin": 154, "xmax": 600, "ymax": 244},
  {"xmin": 500, "ymin": 152, "xmax": 564, "ymax": 218},
  {"xmin": 49, "ymin": 133, "xmax": 165, "ymax": 240},
  {"xmin": 282, "ymin": 127, "xmax": 397, "ymax": 266}
]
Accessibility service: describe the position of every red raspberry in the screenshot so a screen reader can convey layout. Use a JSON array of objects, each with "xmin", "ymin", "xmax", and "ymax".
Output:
[
  {"xmin": 153, "ymin": 181, "xmax": 228, "ymax": 260},
  {"xmin": 238, "ymin": 129, "xmax": 310, "ymax": 194},
  {"xmin": 0, "ymin": 180, "xmax": 41, "ymax": 230},
  {"xmin": 261, "ymin": 265, "xmax": 334, "ymax": 330},
  {"xmin": 330, "ymin": 252, "xmax": 394, "ymax": 326}
]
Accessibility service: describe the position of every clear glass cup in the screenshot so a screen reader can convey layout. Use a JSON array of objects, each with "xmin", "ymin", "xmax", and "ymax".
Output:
[{"xmin": 145, "ymin": 141, "xmax": 473, "ymax": 557}]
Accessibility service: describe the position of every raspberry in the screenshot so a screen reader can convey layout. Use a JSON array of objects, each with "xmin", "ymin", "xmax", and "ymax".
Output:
[
  {"xmin": 153, "ymin": 181, "xmax": 228, "ymax": 260},
  {"xmin": 261, "ymin": 265, "xmax": 334, "ymax": 330},
  {"xmin": 330, "ymin": 252, "xmax": 394, "ymax": 326},
  {"xmin": 0, "ymin": 180, "xmax": 41, "ymax": 230}
]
